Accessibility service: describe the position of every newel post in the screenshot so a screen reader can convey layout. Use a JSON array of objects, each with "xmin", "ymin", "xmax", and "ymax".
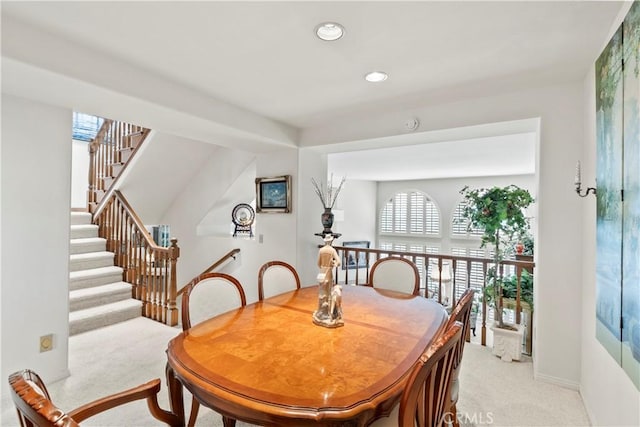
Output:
[
  {"xmin": 167, "ymin": 238, "xmax": 180, "ymax": 326},
  {"xmin": 87, "ymin": 140, "xmax": 99, "ymax": 213}
]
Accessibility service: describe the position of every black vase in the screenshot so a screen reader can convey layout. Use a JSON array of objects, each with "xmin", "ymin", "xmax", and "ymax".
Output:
[{"xmin": 321, "ymin": 208, "xmax": 334, "ymax": 234}]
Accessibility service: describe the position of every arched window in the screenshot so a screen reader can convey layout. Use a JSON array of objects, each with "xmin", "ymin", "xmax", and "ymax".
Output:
[
  {"xmin": 451, "ymin": 200, "xmax": 484, "ymax": 238},
  {"xmin": 380, "ymin": 191, "xmax": 440, "ymax": 236}
]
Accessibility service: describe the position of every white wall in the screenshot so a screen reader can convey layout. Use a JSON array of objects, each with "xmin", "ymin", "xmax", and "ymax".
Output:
[
  {"xmin": 1, "ymin": 94, "xmax": 72, "ymax": 394},
  {"xmin": 161, "ymin": 145, "xmax": 299, "ymax": 303},
  {"xmin": 302, "ymin": 81, "xmax": 585, "ymax": 388},
  {"xmin": 331, "ymin": 179, "xmax": 377, "ymax": 243},
  {"xmin": 159, "ymin": 144, "xmax": 257, "ymax": 297},
  {"xmin": 580, "ymin": 4, "xmax": 640, "ymax": 425},
  {"xmin": 71, "ymin": 139, "xmax": 88, "ymax": 208},
  {"xmin": 247, "ymin": 148, "xmax": 300, "ymax": 297}
]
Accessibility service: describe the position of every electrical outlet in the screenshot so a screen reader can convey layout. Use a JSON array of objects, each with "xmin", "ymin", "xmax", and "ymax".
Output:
[{"xmin": 40, "ymin": 334, "xmax": 53, "ymax": 352}]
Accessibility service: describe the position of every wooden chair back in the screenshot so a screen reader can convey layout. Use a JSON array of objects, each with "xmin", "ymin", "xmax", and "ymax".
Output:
[
  {"xmin": 446, "ymin": 288, "xmax": 475, "ymax": 367},
  {"xmin": 258, "ymin": 260, "xmax": 301, "ymax": 301},
  {"xmin": 397, "ymin": 321, "xmax": 462, "ymax": 427},
  {"xmin": 180, "ymin": 272, "xmax": 246, "ymax": 426},
  {"xmin": 181, "ymin": 272, "xmax": 247, "ymax": 331},
  {"xmin": 443, "ymin": 288, "xmax": 475, "ymax": 426},
  {"xmin": 8, "ymin": 369, "xmax": 180, "ymax": 426},
  {"xmin": 369, "ymin": 257, "xmax": 420, "ymax": 295}
]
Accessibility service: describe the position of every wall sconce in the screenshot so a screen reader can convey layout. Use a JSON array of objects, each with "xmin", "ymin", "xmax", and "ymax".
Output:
[{"xmin": 575, "ymin": 161, "xmax": 597, "ymax": 197}]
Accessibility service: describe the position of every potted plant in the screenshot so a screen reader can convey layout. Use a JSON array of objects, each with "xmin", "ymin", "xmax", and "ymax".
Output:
[{"xmin": 460, "ymin": 185, "xmax": 534, "ymax": 361}]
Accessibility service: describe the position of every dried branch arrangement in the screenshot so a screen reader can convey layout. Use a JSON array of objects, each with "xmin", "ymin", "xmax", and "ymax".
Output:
[{"xmin": 311, "ymin": 174, "xmax": 346, "ymax": 209}]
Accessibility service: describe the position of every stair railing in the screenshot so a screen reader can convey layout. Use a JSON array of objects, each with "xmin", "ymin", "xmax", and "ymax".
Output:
[
  {"xmin": 88, "ymin": 119, "xmax": 150, "ymax": 214},
  {"xmin": 93, "ymin": 190, "xmax": 180, "ymax": 326},
  {"xmin": 176, "ymin": 248, "xmax": 241, "ymax": 297},
  {"xmin": 331, "ymin": 245, "xmax": 535, "ymax": 354}
]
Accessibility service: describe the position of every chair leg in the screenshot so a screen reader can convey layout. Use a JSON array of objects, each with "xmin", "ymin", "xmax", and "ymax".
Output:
[
  {"xmin": 187, "ymin": 397, "xmax": 199, "ymax": 427},
  {"xmin": 451, "ymin": 403, "xmax": 460, "ymax": 427},
  {"xmin": 222, "ymin": 416, "xmax": 237, "ymax": 427}
]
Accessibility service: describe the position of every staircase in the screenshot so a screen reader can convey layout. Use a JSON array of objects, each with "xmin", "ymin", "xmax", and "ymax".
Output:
[{"xmin": 69, "ymin": 212, "xmax": 142, "ymax": 335}]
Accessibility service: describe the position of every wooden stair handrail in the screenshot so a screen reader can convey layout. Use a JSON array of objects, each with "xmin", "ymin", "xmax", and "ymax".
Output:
[
  {"xmin": 109, "ymin": 191, "xmax": 166, "ymax": 252},
  {"xmin": 177, "ymin": 248, "xmax": 241, "ymax": 297},
  {"xmin": 89, "ymin": 118, "xmax": 150, "ymax": 216},
  {"xmin": 93, "ymin": 190, "xmax": 180, "ymax": 326}
]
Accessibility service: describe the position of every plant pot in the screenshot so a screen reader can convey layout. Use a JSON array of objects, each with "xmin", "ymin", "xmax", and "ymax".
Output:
[{"xmin": 491, "ymin": 322, "xmax": 525, "ymax": 362}]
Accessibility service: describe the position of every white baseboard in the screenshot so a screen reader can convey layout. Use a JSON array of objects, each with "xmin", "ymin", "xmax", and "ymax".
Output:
[
  {"xmin": 534, "ymin": 371, "xmax": 580, "ymax": 390},
  {"xmin": 578, "ymin": 386, "xmax": 597, "ymax": 427}
]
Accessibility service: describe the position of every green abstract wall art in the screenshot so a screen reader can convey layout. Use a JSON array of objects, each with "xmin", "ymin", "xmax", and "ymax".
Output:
[{"xmin": 596, "ymin": 0, "xmax": 640, "ymax": 390}]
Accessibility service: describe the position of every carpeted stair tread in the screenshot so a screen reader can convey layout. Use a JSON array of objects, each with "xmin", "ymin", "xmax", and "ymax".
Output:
[
  {"xmin": 70, "ymin": 212, "xmax": 92, "ymax": 225},
  {"xmin": 69, "ymin": 251, "xmax": 115, "ymax": 271},
  {"xmin": 70, "ymin": 237, "xmax": 107, "ymax": 254},
  {"xmin": 70, "ymin": 282, "xmax": 133, "ymax": 311},
  {"xmin": 69, "ymin": 266, "xmax": 124, "ymax": 290},
  {"xmin": 69, "ymin": 299, "xmax": 143, "ymax": 336},
  {"xmin": 70, "ymin": 224, "xmax": 99, "ymax": 239}
]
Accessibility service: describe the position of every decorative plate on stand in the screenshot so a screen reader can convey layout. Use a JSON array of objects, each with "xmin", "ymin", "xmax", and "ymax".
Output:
[{"xmin": 232, "ymin": 203, "xmax": 255, "ymax": 237}]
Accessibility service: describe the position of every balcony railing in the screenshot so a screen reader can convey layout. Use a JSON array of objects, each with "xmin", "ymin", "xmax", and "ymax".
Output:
[{"xmin": 331, "ymin": 245, "xmax": 535, "ymax": 354}]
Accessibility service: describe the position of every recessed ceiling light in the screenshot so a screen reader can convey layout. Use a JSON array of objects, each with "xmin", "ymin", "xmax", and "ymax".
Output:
[
  {"xmin": 315, "ymin": 22, "xmax": 345, "ymax": 41},
  {"xmin": 365, "ymin": 71, "xmax": 388, "ymax": 83}
]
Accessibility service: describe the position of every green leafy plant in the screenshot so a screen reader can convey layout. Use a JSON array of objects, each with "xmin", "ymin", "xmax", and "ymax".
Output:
[
  {"xmin": 521, "ymin": 233, "xmax": 534, "ymax": 256},
  {"xmin": 483, "ymin": 268, "xmax": 534, "ymax": 311},
  {"xmin": 460, "ymin": 185, "xmax": 534, "ymax": 328}
]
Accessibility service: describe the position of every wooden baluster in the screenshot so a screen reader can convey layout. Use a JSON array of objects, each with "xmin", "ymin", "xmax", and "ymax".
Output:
[
  {"xmin": 352, "ymin": 250, "xmax": 358, "ymax": 285},
  {"xmin": 106, "ymin": 201, "xmax": 113, "ymax": 252},
  {"xmin": 481, "ymin": 261, "xmax": 488, "ymax": 347},
  {"xmin": 365, "ymin": 252, "xmax": 371, "ymax": 285},
  {"xmin": 150, "ymin": 249, "xmax": 157, "ymax": 321},
  {"xmin": 437, "ymin": 258, "xmax": 443, "ymax": 305},
  {"xmin": 108, "ymin": 122, "xmax": 114, "ymax": 177},
  {"xmin": 88, "ymin": 140, "xmax": 98, "ymax": 212},
  {"xmin": 143, "ymin": 244, "xmax": 151, "ymax": 317},
  {"xmin": 126, "ymin": 218, "xmax": 133, "ymax": 283},
  {"xmin": 515, "ymin": 265, "xmax": 522, "ymax": 324},
  {"xmin": 343, "ymin": 249, "xmax": 349, "ymax": 285},
  {"xmin": 156, "ymin": 253, "xmax": 163, "ymax": 321},
  {"xmin": 451, "ymin": 258, "xmax": 457, "ymax": 307},
  {"xmin": 117, "ymin": 204, "xmax": 124, "ymax": 267},
  {"xmin": 168, "ymin": 238, "xmax": 180, "ymax": 326}
]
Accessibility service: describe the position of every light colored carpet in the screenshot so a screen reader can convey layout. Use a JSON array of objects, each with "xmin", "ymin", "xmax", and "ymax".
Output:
[
  {"xmin": 456, "ymin": 343, "xmax": 590, "ymax": 427},
  {"xmin": 1, "ymin": 317, "xmax": 590, "ymax": 426}
]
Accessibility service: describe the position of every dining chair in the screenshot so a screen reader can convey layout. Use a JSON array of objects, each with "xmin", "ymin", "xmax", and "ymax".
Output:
[
  {"xmin": 444, "ymin": 288, "xmax": 476, "ymax": 427},
  {"xmin": 369, "ymin": 256, "xmax": 420, "ymax": 295},
  {"xmin": 258, "ymin": 260, "xmax": 301, "ymax": 301},
  {"xmin": 370, "ymin": 321, "xmax": 463, "ymax": 427},
  {"xmin": 181, "ymin": 272, "xmax": 247, "ymax": 330},
  {"xmin": 181, "ymin": 272, "xmax": 247, "ymax": 426},
  {"xmin": 8, "ymin": 369, "xmax": 180, "ymax": 426}
]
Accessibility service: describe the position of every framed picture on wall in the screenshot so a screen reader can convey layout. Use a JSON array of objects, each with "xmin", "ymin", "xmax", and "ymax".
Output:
[
  {"xmin": 342, "ymin": 241, "xmax": 370, "ymax": 270},
  {"xmin": 255, "ymin": 175, "xmax": 292, "ymax": 213}
]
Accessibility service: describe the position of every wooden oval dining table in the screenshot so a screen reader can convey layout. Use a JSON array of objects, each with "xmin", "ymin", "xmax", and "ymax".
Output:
[{"xmin": 165, "ymin": 284, "xmax": 448, "ymax": 427}]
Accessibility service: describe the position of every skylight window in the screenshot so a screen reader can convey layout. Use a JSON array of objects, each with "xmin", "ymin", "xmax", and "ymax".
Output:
[{"xmin": 72, "ymin": 112, "xmax": 103, "ymax": 142}]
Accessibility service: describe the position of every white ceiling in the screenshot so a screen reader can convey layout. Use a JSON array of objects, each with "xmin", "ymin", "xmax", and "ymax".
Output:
[
  {"xmin": 1, "ymin": 1, "xmax": 622, "ymax": 180},
  {"xmin": 328, "ymin": 132, "xmax": 536, "ymax": 181}
]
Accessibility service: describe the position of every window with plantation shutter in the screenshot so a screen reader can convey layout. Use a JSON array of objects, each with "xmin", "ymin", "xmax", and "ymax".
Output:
[
  {"xmin": 410, "ymin": 192, "xmax": 423, "ymax": 233},
  {"xmin": 451, "ymin": 201, "xmax": 484, "ymax": 238},
  {"xmin": 394, "ymin": 193, "xmax": 408, "ymax": 233},
  {"xmin": 380, "ymin": 191, "xmax": 440, "ymax": 236},
  {"xmin": 450, "ymin": 247, "xmax": 492, "ymax": 290},
  {"xmin": 380, "ymin": 200, "xmax": 393, "ymax": 233}
]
